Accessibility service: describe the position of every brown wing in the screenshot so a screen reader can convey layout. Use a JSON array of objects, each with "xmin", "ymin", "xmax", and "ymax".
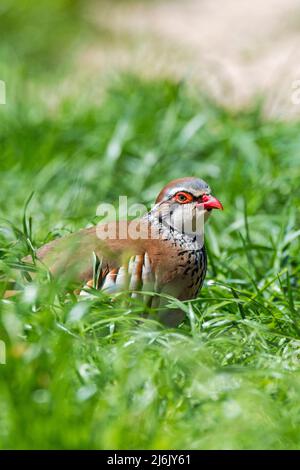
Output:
[{"xmin": 23, "ymin": 220, "xmax": 155, "ymax": 287}]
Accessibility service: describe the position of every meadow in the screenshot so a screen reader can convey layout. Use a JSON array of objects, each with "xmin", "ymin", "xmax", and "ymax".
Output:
[{"xmin": 0, "ymin": 0, "xmax": 300, "ymax": 449}]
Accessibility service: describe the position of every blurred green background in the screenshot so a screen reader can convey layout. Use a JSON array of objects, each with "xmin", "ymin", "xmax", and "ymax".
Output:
[{"xmin": 0, "ymin": 0, "xmax": 300, "ymax": 449}]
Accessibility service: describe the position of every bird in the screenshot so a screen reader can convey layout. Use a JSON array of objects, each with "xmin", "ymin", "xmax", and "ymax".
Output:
[{"xmin": 18, "ymin": 177, "xmax": 223, "ymax": 325}]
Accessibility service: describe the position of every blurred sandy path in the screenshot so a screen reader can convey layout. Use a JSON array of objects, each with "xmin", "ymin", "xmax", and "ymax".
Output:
[{"xmin": 81, "ymin": 0, "xmax": 300, "ymax": 118}]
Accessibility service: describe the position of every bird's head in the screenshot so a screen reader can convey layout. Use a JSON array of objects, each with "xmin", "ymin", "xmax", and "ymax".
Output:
[{"xmin": 152, "ymin": 177, "xmax": 223, "ymax": 236}]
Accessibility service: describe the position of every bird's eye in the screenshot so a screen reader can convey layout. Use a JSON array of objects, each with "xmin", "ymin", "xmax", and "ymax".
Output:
[{"xmin": 174, "ymin": 192, "xmax": 193, "ymax": 204}]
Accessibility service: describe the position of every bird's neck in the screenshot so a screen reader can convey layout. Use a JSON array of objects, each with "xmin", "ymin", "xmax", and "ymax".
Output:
[{"xmin": 145, "ymin": 211, "xmax": 205, "ymax": 251}]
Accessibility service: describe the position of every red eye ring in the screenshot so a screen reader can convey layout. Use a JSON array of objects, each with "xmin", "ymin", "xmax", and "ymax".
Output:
[{"xmin": 174, "ymin": 192, "xmax": 193, "ymax": 204}]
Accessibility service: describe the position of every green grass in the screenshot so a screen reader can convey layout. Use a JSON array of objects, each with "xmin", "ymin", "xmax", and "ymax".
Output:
[{"xmin": 0, "ymin": 0, "xmax": 300, "ymax": 450}]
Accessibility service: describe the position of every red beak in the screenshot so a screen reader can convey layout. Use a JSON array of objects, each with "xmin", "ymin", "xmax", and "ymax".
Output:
[{"xmin": 201, "ymin": 194, "xmax": 223, "ymax": 211}]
